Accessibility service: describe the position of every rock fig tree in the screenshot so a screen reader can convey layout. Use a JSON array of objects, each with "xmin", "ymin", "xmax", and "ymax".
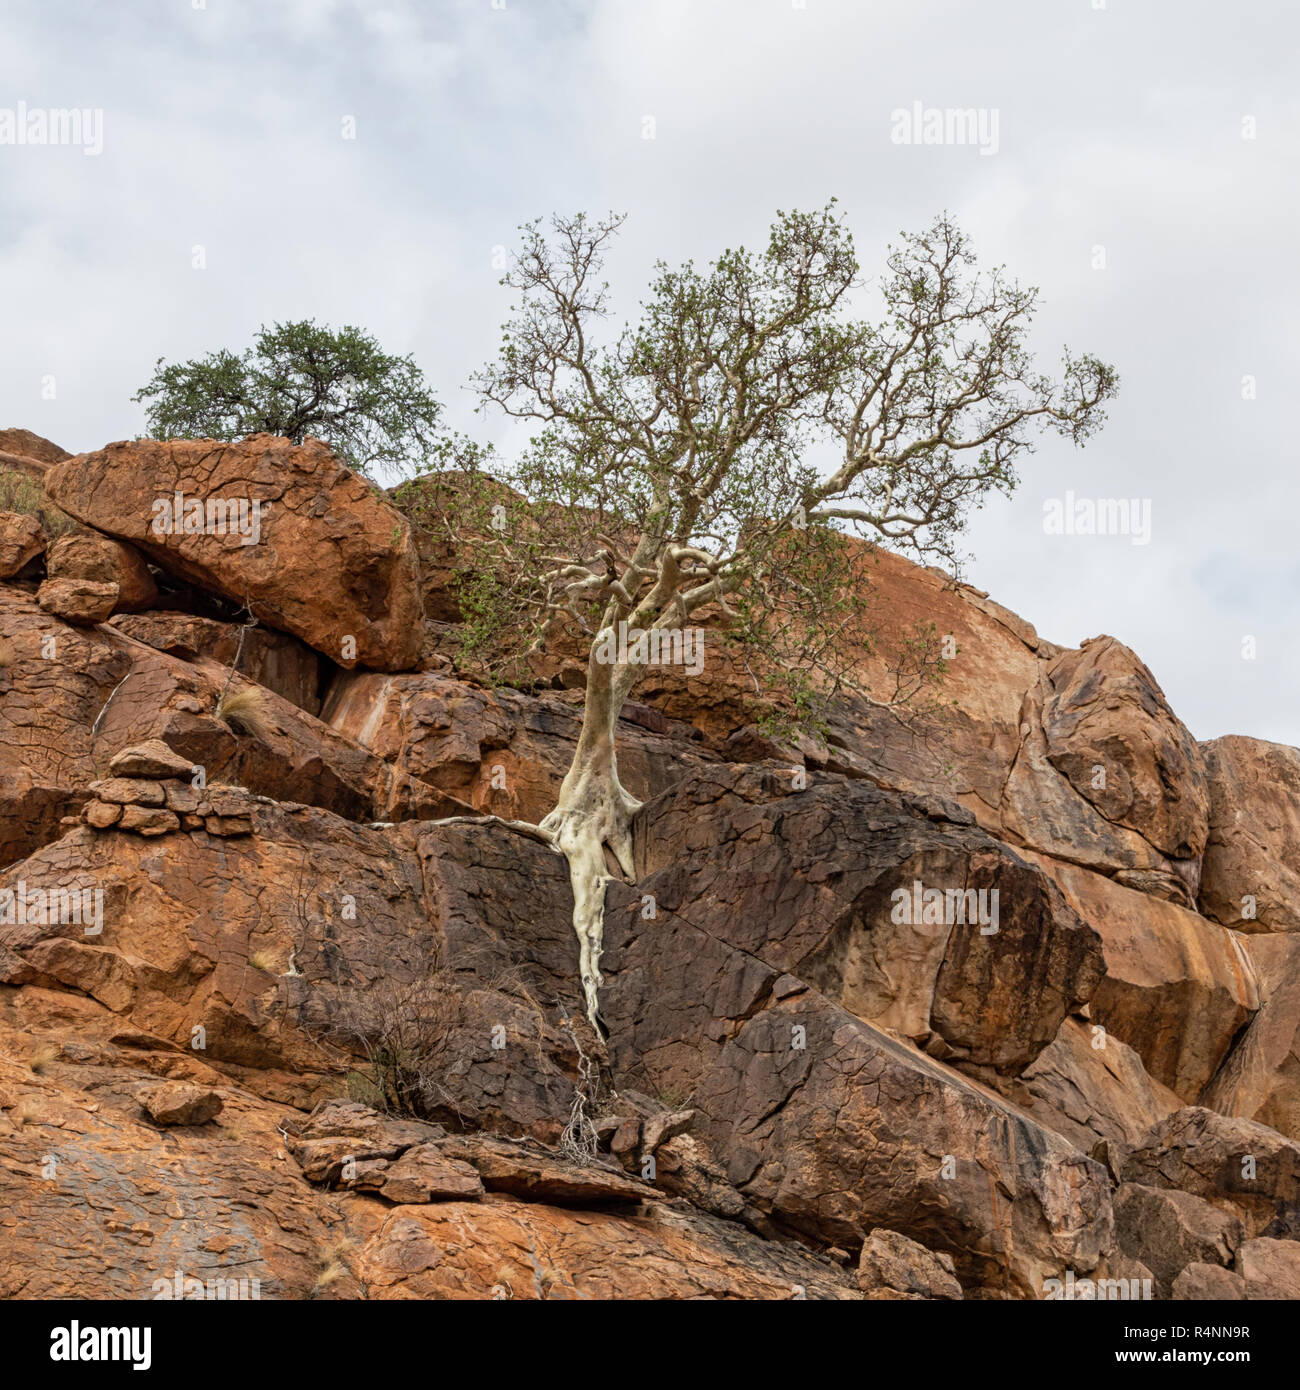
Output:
[{"xmin": 421, "ymin": 204, "xmax": 1118, "ymax": 1029}]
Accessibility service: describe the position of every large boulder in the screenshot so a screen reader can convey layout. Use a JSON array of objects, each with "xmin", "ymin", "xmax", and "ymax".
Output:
[
  {"xmin": 1199, "ymin": 736, "xmax": 1300, "ymax": 934},
  {"xmin": 627, "ymin": 765, "xmax": 1105, "ymax": 1077},
  {"xmin": 45, "ymin": 435, "xmax": 423, "ymax": 671},
  {"xmin": 1040, "ymin": 637, "xmax": 1209, "ymax": 863}
]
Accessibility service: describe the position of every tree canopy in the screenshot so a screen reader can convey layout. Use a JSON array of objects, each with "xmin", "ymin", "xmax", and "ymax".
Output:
[
  {"xmin": 132, "ymin": 320, "xmax": 449, "ymax": 478},
  {"xmin": 423, "ymin": 203, "xmax": 1117, "ymax": 726}
]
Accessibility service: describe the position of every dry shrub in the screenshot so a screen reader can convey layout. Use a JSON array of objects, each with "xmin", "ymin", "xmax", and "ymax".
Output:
[{"xmin": 335, "ymin": 966, "xmax": 460, "ymax": 1120}]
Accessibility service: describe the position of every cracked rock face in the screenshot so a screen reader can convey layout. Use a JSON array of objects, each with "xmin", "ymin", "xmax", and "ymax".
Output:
[{"xmin": 1, "ymin": 428, "xmax": 1298, "ymax": 1299}]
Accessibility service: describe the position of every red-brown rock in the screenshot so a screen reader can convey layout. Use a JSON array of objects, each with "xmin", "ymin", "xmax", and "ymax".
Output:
[
  {"xmin": 36, "ymin": 577, "xmax": 118, "ymax": 626},
  {"xmin": 46, "ymin": 532, "xmax": 157, "ymax": 613},
  {"xmin": 0, "ymin": 513, "xmax": 45, "ymax": 578},
  {"xmin": 1199, "ymin": 736, "xmax": 1300, "ymax": 934}
]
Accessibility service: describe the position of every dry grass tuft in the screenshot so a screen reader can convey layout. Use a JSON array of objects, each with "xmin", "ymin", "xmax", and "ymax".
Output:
[{"xmin": 215, "ymin": 684, "xmax": 271, "ymax": 739}]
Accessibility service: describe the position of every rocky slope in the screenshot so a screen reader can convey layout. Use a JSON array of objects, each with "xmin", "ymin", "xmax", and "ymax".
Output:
[{"xmin": 0, "ymin": 430, "xmax": 1297, "ymax": 1300}]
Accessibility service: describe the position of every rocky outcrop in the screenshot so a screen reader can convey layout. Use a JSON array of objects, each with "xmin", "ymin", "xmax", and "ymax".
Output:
[
  {"xmin": 599, "ymin": 865, "xmax": 1113, "ymax": 1296},
  {"xmin": 45, "ymin": 435, "xmax": 423, "ymax": 670},
  {"xmin": 1, "ymin": 429, "xmax": 1298, "ymax": 1300},
  {"xmin": 625, "ymin": 766, "xmax": 1104, "ymax": 1078}
]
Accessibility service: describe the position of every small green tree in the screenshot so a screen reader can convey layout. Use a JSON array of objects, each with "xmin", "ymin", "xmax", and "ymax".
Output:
[
  {"xmin": 435, "ymin": 205, "xmax": 1120, "ymax": 1032},
  {"xmin": 131, "ymin": 320, "xmax": 449, "ymax": 477}
]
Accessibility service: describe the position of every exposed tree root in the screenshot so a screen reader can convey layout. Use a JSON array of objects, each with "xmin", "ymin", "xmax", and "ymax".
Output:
[
  {"xmin": 427, "ymin": 813, "xmax": 561, "ymax": 852},
  {"xmin": 428, "ymin": 652, "xmax": 641, "ymax": 1033}
]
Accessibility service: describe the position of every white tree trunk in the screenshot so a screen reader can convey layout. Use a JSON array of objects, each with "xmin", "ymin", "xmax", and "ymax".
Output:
[{"xmin": 539, "ymin": 637, "xmax": 641, "ymax": 1031}]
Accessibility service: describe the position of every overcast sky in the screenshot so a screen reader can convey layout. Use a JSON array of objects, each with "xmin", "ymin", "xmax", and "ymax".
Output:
[{"xmin": 2, "ymin": 0, "xmax": 1296, "ymax": 745}]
